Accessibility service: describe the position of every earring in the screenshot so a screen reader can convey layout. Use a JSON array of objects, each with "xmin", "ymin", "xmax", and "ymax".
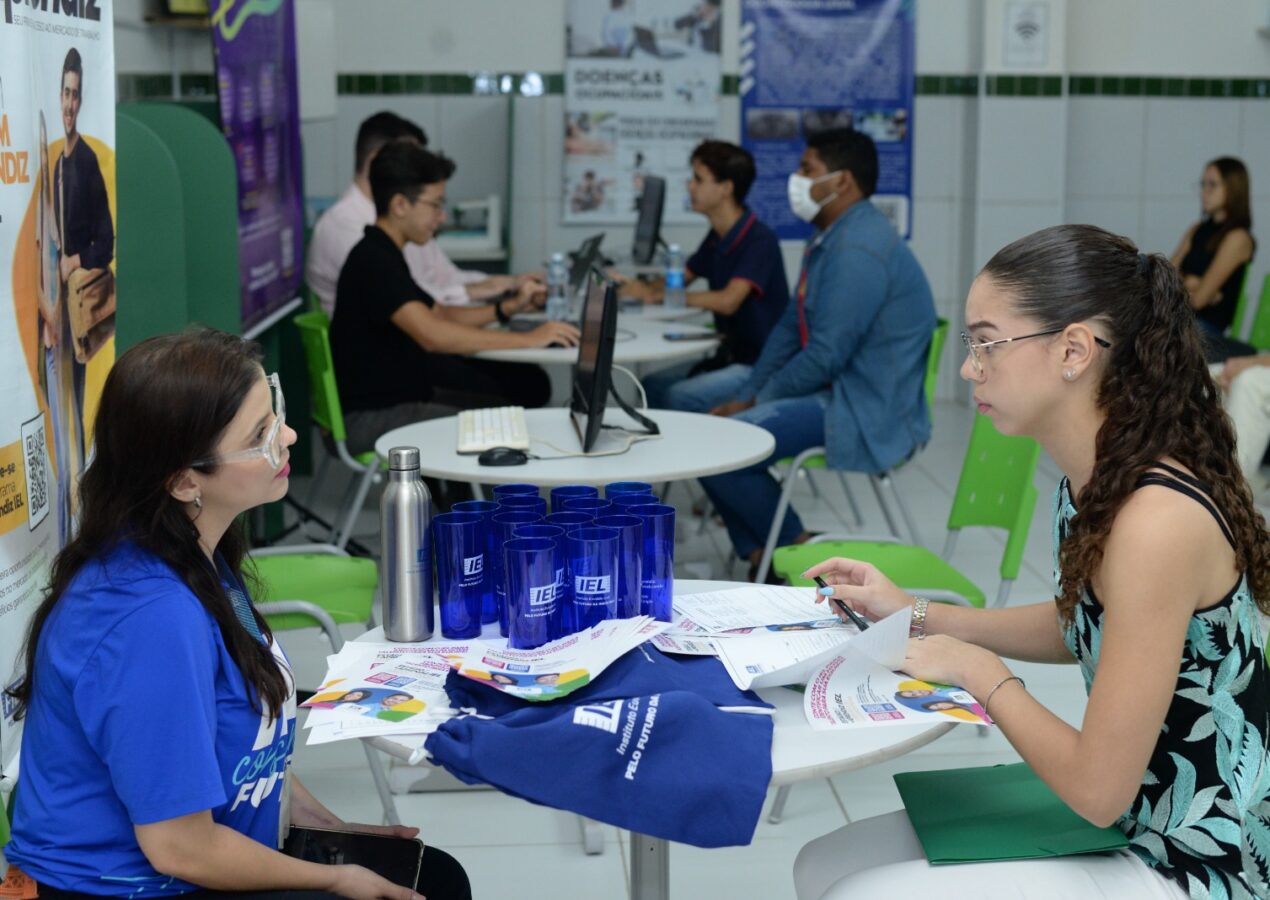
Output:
[
  {"xmin": 1063, "ymin": 369, "xmax": 1075, "ymax": 381},
  {"xmin": 193, "ymin": 496, "xmax": 202, "ymax": 509}
]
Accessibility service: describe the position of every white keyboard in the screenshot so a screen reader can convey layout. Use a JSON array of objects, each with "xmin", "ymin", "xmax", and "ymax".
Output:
[{"xmin": 456, "ymin": 406, "xmax": 530, "ymax": 454}]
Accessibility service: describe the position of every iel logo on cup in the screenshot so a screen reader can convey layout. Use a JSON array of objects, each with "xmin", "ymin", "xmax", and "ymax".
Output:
[
  {"xmin": 529, "ymin": 583, "xmax": 557, "ymax": 607},
  {"xmin": 575, "ymin": 575, "xmax": 611, "ymax": 601},
  {"xmin": 463, "ymin": 556, "xmax": 484, "ymax": 577}
]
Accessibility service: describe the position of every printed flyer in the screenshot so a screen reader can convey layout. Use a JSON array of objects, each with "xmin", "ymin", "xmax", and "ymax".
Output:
[
  {"xmin": 563, "ymin": 0, "xmax": 721, "ymax": 225},
  {"xmin": 0, "ymin": 0, "xmax": 116, "ymax": 774},
  {"xmin": 804, "ymin": 652, "xmax": 992, "ymax": 730}
]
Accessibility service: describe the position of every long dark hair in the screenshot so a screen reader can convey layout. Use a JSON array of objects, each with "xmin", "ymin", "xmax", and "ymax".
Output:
[
  {"xmin": 982, "ymin": 224, "xmax": 1270, "ymax": 623},
  {"xmin": 1205, "ymin": 156, "xmax": 1255, "ymax": 256},
  {"xmin": 5, "ymin": 328, "xmax": 290, "ymax": 721}
]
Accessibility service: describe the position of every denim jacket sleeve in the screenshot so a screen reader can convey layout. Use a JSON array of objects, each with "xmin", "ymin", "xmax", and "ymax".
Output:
[
  {"xmin": 753, "ymin": 244, "xmax": 888, "ymax": 404},
  {"xmin": 736, "ymin": 291, "xmax": 802, "ymax": 402}
]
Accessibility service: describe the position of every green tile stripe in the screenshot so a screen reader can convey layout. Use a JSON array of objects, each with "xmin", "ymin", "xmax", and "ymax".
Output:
[{"xmin": 1068, "ymin": 75, "xmax": 1270, "ymax": 98}]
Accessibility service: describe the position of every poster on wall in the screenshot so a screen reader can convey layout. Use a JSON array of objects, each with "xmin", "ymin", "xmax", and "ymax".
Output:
[
  {"xmin": 740, "ymin": 0, "xmax": 914, "ymax": 240},
  {"xmin": 211, "ymin": 0, "xmax": 304, "ymax": 332},
  {"xmin": 564, "ymin": 0, "xmax": 722, "ymax": 226},
  {"xmin": 0, "ymin": 0, "xmax": 117, "ymax": 772}
]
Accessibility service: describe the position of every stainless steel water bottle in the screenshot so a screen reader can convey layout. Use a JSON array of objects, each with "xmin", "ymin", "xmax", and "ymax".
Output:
[{"xmin": 381, "ymin": 446, "xmax": 434, "ymax": 641}]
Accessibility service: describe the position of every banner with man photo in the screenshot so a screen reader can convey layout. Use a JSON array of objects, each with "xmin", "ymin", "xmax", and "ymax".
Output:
[
  {"xmin": 564, "ymin": 0, "xmax": 722, "ymax": 226},
  {"xmin": 0, "ymin": 0, "xmax": 117, "ymax": 773},
  {"xmin": 740, "ymin": 0, "xmax": 914, "ymax": 240}
]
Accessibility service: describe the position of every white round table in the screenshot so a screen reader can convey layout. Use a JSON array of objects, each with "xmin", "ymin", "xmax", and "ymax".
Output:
[
  {"xmin": 374, "ymin": 408, "xmax": 776, "ymax": 487},
  {"xmin": 357, "ymin": 580, "xmax": 952, "ymax": 899},
  {"xmin": 480, "ymin": 312, "xmax": 719, "ymax": 365}
]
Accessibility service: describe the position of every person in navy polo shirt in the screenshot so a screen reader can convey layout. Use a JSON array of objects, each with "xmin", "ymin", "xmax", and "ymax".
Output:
[
  {"xmin": 623, "ymin": 140, "xmax": 789, "ymax": 412},
  {"xmin": 4, "ymin": 329, "xmax": 469, "ymax": 900}
]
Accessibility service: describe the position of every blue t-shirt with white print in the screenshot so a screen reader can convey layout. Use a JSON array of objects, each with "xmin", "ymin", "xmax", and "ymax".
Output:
[{"xmin": 6, "ymin": 542, "xmax": 296, "ymax": 896}]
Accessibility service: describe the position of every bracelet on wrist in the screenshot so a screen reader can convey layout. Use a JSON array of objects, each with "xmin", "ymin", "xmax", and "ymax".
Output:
[
  {"xmin": 983, "ymin": 674, "xmax": 1026, "ymax": 721},
  {"xmin": 909, "ymin": 596, "xmax": 929, "ymax": 638},
  {"xmin": 494, "ymin": 299, "xmax": 510, "ymax": 325}
]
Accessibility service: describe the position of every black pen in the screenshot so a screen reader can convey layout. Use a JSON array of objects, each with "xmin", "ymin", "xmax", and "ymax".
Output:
[{"xmin": 813, "ymin": 575, "xmax": 870, "ymax": 632}]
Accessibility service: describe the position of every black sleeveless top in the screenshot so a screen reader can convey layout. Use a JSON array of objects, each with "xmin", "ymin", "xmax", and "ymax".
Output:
[
  {"xmin": 1058, "ymin": 464, "xmax": 1270, "ymax": 898},
  {"xmin": 1180, "ymin": 218, "xmax": 1250, "ymax": 333}
]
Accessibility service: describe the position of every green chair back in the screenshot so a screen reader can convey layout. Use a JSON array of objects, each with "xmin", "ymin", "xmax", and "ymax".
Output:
[
  {"xmin": 924, "ymin": 318, "xmax": 950, "ymax": 413},
  {"xmin": 294, "ymin": 311, "xmax": 348, "ymax": 443},
  {"xmin": 946, "ymin": 414, "xmax": 1041, "ymax": 581},
  {"xmin": 251, "ymin": 552, "xmax": 378, "ymax": 633},
  {"xmin": 1247, "ymin": 274, "xmax": 1270, "ymax": 352}
]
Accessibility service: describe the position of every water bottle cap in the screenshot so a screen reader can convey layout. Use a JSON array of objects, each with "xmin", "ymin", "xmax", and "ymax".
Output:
[
  {"xmin": 669, "ymin": 243, "xmax": 681, "ymax": 253},
  {"xmin": 551, "ymin": 251, "xmax": 565, "ymax": 262},
  {"xmin": 387, "ymin": 446, "xmax": 421, "ymax": 470}
]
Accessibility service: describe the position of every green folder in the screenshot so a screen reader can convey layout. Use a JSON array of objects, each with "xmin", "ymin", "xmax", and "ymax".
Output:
[{"xmin": 894, "ymin": 763, "xmax": 1129, "ymax": 864}]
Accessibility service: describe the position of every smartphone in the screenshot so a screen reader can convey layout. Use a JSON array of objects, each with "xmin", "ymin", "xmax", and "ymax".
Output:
[
  {"xmin": 283, "ymin": 826, "xmax": 423, "ymax": 889},
  {"xmin": 662, "ymin": 332, "xmax": 720, "ymax": 342}
]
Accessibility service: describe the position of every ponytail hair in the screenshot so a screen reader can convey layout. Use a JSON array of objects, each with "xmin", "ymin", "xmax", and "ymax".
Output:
[{"xmin": 981, "ymin": 224, "xmax": 1270, "ymax": 623}]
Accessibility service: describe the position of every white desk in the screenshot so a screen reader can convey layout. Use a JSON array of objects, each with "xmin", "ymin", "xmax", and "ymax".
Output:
[
  {"xmin": 358, "ymin": 580, "xmax": 952, "ymax": 900},
  {"xmin": 374, "ymin": 408, "xmax": 775, "ymax": 488},
  {"xmin": 480, "ymin": 312, "xmax": 717, "ymax": 366}
]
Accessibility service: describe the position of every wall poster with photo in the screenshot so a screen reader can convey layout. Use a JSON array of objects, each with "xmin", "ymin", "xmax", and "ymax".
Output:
[
  {"xmin": 740, "ymin": 0, "xmax": 915, "ymax": 240},
  {"xmin": 0, "ymin": 0, "xmax": 117, "ymax": 776},
  {"xmin": 563, "ymin": 0, "xmax": 723, "ymax": 227}
]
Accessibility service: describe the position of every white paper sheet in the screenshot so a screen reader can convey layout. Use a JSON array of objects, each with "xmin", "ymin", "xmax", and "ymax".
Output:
[{"xmin": 672, "ymin": 585, "xmax": 838, "ymax": 632}]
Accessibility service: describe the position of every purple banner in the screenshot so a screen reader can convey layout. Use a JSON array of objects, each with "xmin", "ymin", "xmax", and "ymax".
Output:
[{"xmin": 211, "ymin": 0, "xmax": 304, "ymax": 332}]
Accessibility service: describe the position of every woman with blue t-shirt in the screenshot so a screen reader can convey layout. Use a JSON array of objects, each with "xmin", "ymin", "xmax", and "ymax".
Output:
[
  {"xmin": 799, "ymin": 225, "xmax": 1270, "ymax": 898},
  {"xmin": 4, "ymin": 329, "xmax": 469, "ymax": 900}
]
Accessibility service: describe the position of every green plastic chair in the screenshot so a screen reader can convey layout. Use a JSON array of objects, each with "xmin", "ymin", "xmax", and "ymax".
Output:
[
  {"xmin": 250, "ymin": 545, "xmax": 399, "ymax": 825},
  {"xmin": 754, "ymin": 319, "xmax": 950, "ymax": 583},
  {"xmin": 1227, "ymin": 269, "xmax": 1252, "ymax": 341},
  {"xmin": 1246, "ymin": 274, "xmax": 1270, "ymax": 352},
  {"xmin": 294, "ymin": 311, "xmax": 382, "ymax": 550},
  {"xmin": 772, "ymin": 413, "xmax": 1041, "ymax": 610},
  {"xmin": 0, "ymin": 776, "xmax": 11, "ymax": 848}
]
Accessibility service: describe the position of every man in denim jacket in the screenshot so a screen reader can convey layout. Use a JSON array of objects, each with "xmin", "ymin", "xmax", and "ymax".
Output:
[{"xmin": 703, "ymin": 128, "xmax": 936, "ymax": 579}]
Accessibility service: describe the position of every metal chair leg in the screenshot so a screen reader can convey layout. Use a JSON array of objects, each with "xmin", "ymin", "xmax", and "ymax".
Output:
[
  {"xmin": 334, "ymin": 463, "xmax": 378, "ymax": 550},
  {"xmin": 835, "ymin": 471, "xmax": 866, "ymax": 528},
  {"xmin": 361, "ymin": 741, "xmax": 402, "ymax": 825},
  {"xmin": 755, "ymin": 447, "xmax": 822, "ymax": 583},
  {"xmin": 867, "ymin": 473, "xmax": 904, "ymax": 541},
  {"xmin": 768, "ymin": 784, "xmax": 793, "ymax": 824}
]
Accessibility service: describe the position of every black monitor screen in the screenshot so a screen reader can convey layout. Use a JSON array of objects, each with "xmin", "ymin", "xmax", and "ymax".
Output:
[
  {"xmin": 568, "ymin": 233, "xmax": 605, "ymax": 297},
  {"xmin": 571, "ymin": 276, "xmax": 618, "ymax": 452},
  {"xmin": 631, "ymin": 175, "xmax": 665, "ymax": 265}
]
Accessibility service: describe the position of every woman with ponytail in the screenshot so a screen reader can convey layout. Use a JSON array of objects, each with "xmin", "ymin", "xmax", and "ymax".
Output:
[
  {"xmin": 4, "ymin": 328, "xmax": 469, "ymax": 900},
  {"xmin": 796, "ymin": 225, "xmax": 1270, "ymax": 899}
]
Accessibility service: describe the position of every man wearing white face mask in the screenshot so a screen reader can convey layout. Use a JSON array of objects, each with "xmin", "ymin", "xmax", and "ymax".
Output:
[{"xmin": 701, "ymin": 128, "xmax": 936, "ymax": 581}]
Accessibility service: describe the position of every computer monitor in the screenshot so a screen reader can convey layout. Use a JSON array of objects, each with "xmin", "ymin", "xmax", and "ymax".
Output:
[
  {"xmin": 568, "ymin": 233, "xmax": 605, "ymax": 297},
  {"xmin": 571, "ymin": 275, "xmax": 619, "ymax": 453},
  {"xmin": 631, "ymin": 175, "xmax": 666, "ymax": 265}
]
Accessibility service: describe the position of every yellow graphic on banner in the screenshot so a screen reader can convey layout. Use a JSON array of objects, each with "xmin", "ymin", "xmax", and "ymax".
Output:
[{"xmin": 0, "ymin": 438, "xmax": 29, "ymax": 539}]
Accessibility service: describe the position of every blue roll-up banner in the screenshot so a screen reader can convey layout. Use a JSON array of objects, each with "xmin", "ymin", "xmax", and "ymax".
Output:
[{"xmin": 740, "ymin": 0, "xmax": 915, "ymax": 241}]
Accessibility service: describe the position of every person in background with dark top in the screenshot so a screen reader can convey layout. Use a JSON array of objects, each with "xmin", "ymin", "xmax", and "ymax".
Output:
[
  {"xmin": 623, "ymin": 140, "xmax": 789, "ymax": 412},
  {"xmin": 330, "ymin": 141, "xmax": 578, "ymax": 457},
  {"xmin": 700, "ymin": 129, "xmax": 936, "ymax": 581},
  {"xmin": 1170, "ymin": 156, "xmax": 1254, "ymax": 335},
  {"xmin": 799, "ymin": 226, "xmax": 1270, "ymax": 898},
  {"xmin": 4, "ymin": 328, "xmax": 470, "ymax": 900},
  {"xmin": 675, "ymin": 0, "xmax": 721, "ymax": 53}
]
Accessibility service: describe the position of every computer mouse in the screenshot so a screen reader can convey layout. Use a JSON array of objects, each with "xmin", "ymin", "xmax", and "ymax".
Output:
[{"xmin": 478, "ymin": 446, "xmax": 529, "ymax": 466}]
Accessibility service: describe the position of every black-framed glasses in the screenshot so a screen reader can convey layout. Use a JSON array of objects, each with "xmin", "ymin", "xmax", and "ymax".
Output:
[{"xmin": 961, "ymin": 329, "xmax": 1112, "ymax": 375}]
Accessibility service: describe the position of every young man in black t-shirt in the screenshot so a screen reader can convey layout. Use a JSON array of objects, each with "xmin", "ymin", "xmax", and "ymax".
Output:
[{"xmin": 330, "ymin": 141, "xmax": 578, "ymax": 454}]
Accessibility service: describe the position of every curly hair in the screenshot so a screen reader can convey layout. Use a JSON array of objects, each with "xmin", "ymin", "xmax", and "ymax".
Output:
[{"xmin": 981, "ymin": 224, "xmax": 1270, "ymax": 623}]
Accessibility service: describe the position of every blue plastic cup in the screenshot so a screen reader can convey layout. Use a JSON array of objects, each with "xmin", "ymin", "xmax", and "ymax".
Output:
[
  {"xmin": 633, "ymin": 504, "xmax": 675, "ymax": 621},
  {"xmin": 452, "ymin": 500, "xmax": 500, "ymax": 624},
  {"xmin": 545, "ymin": 510, "xmax": 593, "ymax": 530},
  {"xmin": 562, "ymin": 496, "xmax": 613, "ymax": 517},
  {"xmin": 550, "ymin": 484, "xmax": 598, "ymax": 513},
  {"xmin": 566, "ymin": 526, "xmax": 620, "ymax": 630},
  {"xmin": 605, "ymin": 481, "xmax": 654, "ymax": 499},
  {"xmin": 492, "ymin": 483, "xmax": 539, "ymax": 502},
  {"xmin": 513, "ymin": 523, "xmax": 568, "ymax": 637},
  {"xmin": 492, "ymin": 510, "xmax": 542, "ymax": 637},
  {"xmin": 432, "ymin": 511, "xmax": 485, "ymax": 639},
  {"xmin": 594, "ymin": 514, "xmax": 643, "ymax": 619},
  {"xmin": 504, "ymin": 537, "xmax": 560, "ymax": 650},
  {"xmin": 610, "ymin": 492, "xmax": 658, "ymax": 511},
  {"xmin": 498, "ymin": 494, "xmax": 547, "ymax": 517}
]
